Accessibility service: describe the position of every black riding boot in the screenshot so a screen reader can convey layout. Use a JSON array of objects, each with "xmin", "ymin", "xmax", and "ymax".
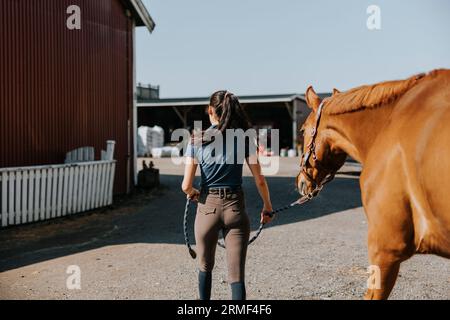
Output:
[
  {"xmin": 231, "ymin": 281, "xmax": 246, "ymax": 300},
  {"xmin": 198, "ymin": 271, "xmax": 212, "ymax": 300}
]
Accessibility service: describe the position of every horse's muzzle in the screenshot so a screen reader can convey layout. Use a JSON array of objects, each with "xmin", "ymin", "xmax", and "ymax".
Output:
[{"xmin": 297, "ymin": 174, "xmax": 309, "ymax": 196}]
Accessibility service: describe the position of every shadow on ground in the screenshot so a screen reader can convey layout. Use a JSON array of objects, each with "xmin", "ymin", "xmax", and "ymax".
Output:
[{"xmin": 0, "ymin": 174, "xmax": 361, "ymax": 272}]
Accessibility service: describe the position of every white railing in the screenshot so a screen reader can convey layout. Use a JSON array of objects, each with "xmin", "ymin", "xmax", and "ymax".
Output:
[
  {"xmin": 0, "ymin": 161, "xmax": 116, "ymax": 227},
  {"xmin": 0, "ymin": 141, "xmax": 117, "ymax": 227}
]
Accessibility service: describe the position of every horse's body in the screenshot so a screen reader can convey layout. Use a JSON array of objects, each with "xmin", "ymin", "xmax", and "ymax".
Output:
[{"xmin": 298, "ymin": 69, "xmax": 450, "ymax": 299}]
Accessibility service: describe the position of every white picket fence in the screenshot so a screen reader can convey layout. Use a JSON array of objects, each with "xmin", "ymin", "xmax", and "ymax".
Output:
[
  {"xmin": 0, "ymin": 161, "xmax": 116, "ymax": 227},
  {"xmin": 0, "ymin": 141, "xmax": 117, "ymax": 227}
]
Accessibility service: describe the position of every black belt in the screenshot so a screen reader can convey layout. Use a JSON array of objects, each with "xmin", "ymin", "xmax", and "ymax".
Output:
[{"xmin": 205, "ymin": 186, "xmax": 242, "ymax": 195}]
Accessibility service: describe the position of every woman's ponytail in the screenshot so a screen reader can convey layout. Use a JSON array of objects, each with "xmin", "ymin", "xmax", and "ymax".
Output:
[{"xmin": 209, "ymin": 90, "xmax": 251, "ymax": 132}]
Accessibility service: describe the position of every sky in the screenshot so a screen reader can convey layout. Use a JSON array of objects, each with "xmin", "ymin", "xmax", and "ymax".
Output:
[{"xmin": 136, "ymin": 0, "xmax": 450, "ymax": 98}]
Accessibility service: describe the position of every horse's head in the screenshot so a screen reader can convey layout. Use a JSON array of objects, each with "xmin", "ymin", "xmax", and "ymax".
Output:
[{"xmin": 296, "ymin": 86, "xmax": 347, "ymax": 196}]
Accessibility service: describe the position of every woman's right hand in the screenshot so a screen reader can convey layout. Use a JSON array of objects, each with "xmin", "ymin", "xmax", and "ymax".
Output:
[
  {"xmin": 260, "ymin": 207, "xmax": 274, "ymax": 224},
  {"xmin": 187, "ymin": 188, "xmax": 200, "ymax": 202}
]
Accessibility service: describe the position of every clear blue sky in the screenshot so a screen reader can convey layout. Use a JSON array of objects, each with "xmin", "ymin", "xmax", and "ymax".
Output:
[{"xmin": 137, "ymin": 0, "xmax": 450, "ymax": 98}]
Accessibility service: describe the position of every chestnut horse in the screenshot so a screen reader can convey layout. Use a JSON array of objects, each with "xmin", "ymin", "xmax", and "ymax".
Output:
[{"xmin": 297, "ymin": 69, "xmax": 450, "ymax": 299}]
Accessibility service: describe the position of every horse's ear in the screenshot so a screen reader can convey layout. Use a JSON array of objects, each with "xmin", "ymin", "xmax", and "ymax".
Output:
[
  {"xmin": 305, "ymin": 85, "xmax": 321, "ymax": 112},
  {"xmin": 332, "ymin": 88, "xmax": 341, "ymax": 95}
]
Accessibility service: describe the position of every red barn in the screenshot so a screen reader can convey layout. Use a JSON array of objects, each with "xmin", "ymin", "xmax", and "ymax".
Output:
[{"xmin": 0, "ymin": 0, "xmax": 155, "ymax": 194}]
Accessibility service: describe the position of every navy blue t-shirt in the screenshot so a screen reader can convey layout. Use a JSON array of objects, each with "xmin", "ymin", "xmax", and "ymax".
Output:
[{"xmin": 186, "ymin": 126, "xmax": 257, "ymax": 189}]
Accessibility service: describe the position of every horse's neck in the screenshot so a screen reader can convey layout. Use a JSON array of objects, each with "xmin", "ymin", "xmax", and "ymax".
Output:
[{"xmin": 324, "ymin": 102, "xmax": 396, "ymax": 165}]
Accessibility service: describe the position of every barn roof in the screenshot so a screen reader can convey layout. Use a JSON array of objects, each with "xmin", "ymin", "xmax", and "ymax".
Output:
[
  {"xmin": 126, "ymin": 0, "xmax": 155, "ymax": 32},
  {"xmin": 137, "ymin": 93, "xmax": 305, "ymax": 107}
]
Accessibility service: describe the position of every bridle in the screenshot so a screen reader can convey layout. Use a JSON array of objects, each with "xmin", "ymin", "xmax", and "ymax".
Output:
[{"xmin": 298, "ymin": 100, "xmax": 337, "ymax": 198}]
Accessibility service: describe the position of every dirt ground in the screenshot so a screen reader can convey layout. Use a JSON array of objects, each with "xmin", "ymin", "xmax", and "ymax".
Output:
[{"xmin": 0, "ymin": 158, "xmax": 448, "ymax": 300}]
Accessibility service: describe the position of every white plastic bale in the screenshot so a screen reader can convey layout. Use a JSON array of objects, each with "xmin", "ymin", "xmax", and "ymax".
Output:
[
  {"xmin": 137, "ymin": 126, "xmax": 149, "ymax": 156},
  {"xmin": 137, "ymin": 126, "xmax": 165, "ymax": 156}
]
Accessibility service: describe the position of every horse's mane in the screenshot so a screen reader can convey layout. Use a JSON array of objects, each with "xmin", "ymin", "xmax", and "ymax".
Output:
[{"xmin": 324, "ymin": 72, "xmax": 428, "ymax": 115}]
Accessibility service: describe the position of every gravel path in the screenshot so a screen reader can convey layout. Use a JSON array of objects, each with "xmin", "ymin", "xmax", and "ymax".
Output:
[{"xmin": 0, "ymin": 159, "xmax": 448, "ymax": 300}]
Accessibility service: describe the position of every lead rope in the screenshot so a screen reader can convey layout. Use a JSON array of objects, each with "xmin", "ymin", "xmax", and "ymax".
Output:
[
  {"xmin": 183, "ymin": 197, "xmax": 197, "ymax": 259},
  {"xmin": 217, "ymin": 197, "xmax": 309, "ymax": 248}
]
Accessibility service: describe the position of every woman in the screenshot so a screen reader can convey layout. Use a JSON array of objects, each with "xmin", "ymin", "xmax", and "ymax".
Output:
[{"xmin": 181, "ymin": 90, "xmax": 273, "ymax": 300}]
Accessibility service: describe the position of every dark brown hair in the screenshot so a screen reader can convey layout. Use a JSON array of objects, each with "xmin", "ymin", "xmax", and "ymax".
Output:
[{"xmin": 209, "ymin": 90, "xmax": 252, "ymax": 132}]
